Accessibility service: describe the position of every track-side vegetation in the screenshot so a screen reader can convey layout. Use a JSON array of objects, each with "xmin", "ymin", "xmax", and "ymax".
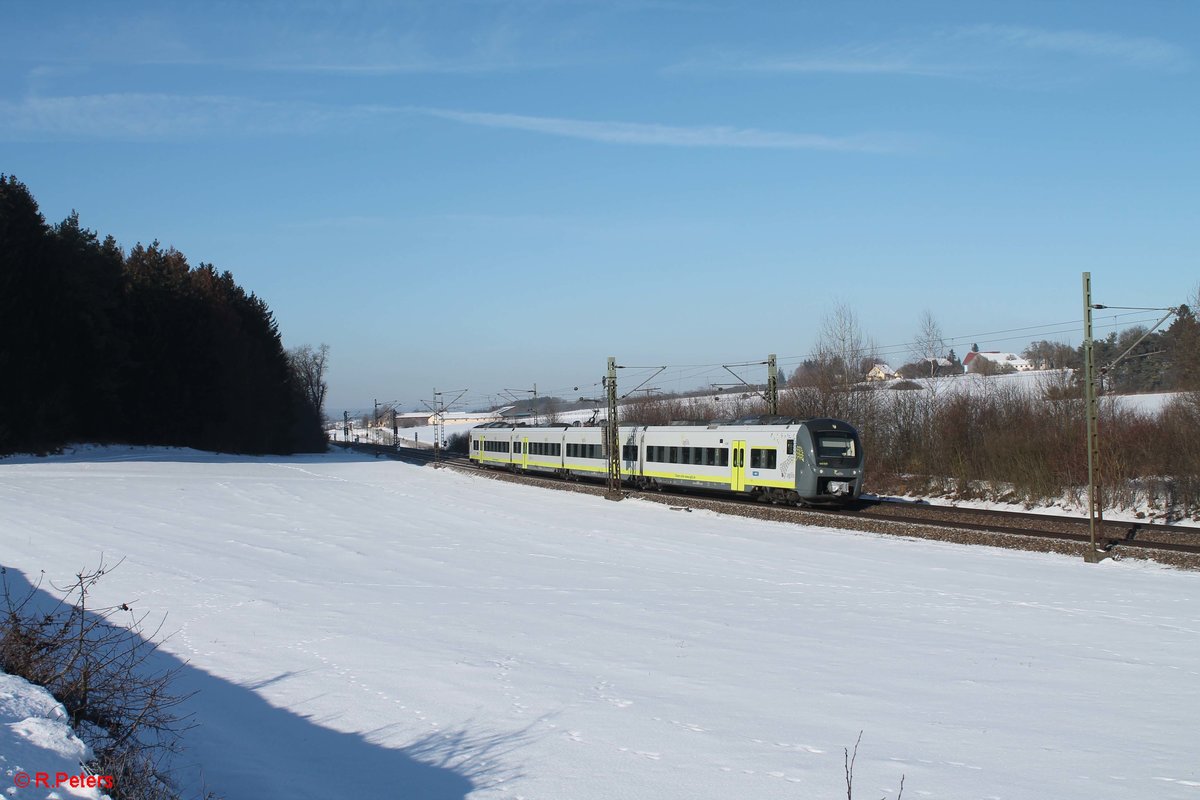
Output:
[{"xmin": 620, "ymin": 379, "xmax": 1200, "ymax": 519}]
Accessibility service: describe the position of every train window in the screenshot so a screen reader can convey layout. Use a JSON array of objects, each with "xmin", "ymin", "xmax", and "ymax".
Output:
[
  {"xmin": 719, "ymin": 449, "xmax": 730, "ymax": 467},
  {"xmin": 750, "ymin": 448, "xmax": 777, "ymax": 469},
  {"xmin": 669, "ymin": 446, "xmax": 679, "ymax": 463},
  {"xmin": 786, "ymin": 440, "xmax": 794, "ymax": 455},
  {"xmin": 817, "ymin": 435, "xmax": 856, "ymax": 459},
  {"xmin": 623, "ymin": 445, "xmax": 637, "ymax": 461}
]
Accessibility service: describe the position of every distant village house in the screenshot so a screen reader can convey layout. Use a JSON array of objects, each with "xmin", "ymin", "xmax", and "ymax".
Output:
[{"xmin": 963, "ymin": 351, "xmax": 1034, "ymax": 373}]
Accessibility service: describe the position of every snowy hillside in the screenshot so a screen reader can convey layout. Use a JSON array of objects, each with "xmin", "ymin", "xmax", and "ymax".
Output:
[{"xmin": 1, "ymin": 446, "xmax": 1198, "ymax": 799}]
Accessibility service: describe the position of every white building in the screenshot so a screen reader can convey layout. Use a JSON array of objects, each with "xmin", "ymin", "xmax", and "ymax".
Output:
[{"xmin": 963, "ymin": 351, "xmax": 1035, "ymax": 372}]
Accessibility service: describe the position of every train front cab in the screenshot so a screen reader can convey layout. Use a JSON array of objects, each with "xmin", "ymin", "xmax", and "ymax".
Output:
[{"xmin": 794, "ymin": 418, "xmax": 863, "ymax": 503}]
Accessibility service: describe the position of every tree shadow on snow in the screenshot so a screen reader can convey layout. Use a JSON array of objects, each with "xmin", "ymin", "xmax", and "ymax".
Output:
[{"xmin": 1, "ymin": 565, "xmax": 531, "ymax": 800}]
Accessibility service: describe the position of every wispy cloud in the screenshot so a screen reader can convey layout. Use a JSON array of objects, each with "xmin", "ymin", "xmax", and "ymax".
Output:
[
  {"xmin": 959, "ymin": 24, "xmax": 1191, "ymax": 71},
  {"xmin": 0, "ymin": 93, "xmax": 897, "ymax": 153},
  {"xmin": 0, "ymin": 93, "xmax": 397, "ymax": 140},
  {"xmin": 414, "ymin": 107, "xmax": 896, "ymax": 152},
  {"xmin": 671, "ymin": 43, "xmax": 963, "ymax": 79},
  {"xmin": 675, "ymin": 24, "xmax": 1189, "ymax": 79}
]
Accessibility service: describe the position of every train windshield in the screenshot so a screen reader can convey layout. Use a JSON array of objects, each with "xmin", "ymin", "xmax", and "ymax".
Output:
[{"xmin": 816, "ymin": 433, "xmax": 857, "ymax": 462}]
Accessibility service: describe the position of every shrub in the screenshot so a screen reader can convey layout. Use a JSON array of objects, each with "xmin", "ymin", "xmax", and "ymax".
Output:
[{"xmin": 0, "ymin": 560, "xmax": 203, "ymax": 800}]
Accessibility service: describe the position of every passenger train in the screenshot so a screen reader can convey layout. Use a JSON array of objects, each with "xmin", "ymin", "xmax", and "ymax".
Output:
[{"xmin": 468, "ymin": 416, "xmax": 863, "ymax": 505}]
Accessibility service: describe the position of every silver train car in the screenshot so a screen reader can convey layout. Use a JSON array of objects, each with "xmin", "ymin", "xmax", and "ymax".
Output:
[{"xmin": 469, "ymin": 417, "xmax": 863, "ymax": 505}]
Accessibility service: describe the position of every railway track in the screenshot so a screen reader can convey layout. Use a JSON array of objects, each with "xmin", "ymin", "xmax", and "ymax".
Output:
[
  {"xmin": 333, "ymin": 440, "xmax": 1200, "ymax": 567},
  {"xmin": 841, "ymin": 500, "xmax": 1200, "ymax": 555}
]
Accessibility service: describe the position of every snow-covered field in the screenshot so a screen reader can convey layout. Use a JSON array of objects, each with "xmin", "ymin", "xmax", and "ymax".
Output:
[{"xmin": 1, "ymin": 446, "xmax": 1199, "ymax": 799}]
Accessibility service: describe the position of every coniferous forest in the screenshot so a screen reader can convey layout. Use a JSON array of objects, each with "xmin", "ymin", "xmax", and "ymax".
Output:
[{"xmin": 0, "ymin": 175, "xmax": 327, "ymax": 455}]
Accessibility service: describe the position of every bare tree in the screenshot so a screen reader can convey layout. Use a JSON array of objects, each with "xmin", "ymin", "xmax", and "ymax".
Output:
[
  {"xmin": 814, "ymin": 301, "xmax": 871, "ymax": 387},
  {"xmin": 288, "ymin": 343, "xmax": 330, "ymax": 419},
  {"xmin": 911, "ymin": 310, "xmax": 947, "ymax": 379}
]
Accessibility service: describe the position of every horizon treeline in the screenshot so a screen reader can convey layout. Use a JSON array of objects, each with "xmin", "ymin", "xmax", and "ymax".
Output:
[{"xmin": 0, "ymin": 175, "xmax": 326, "ymax": 455}]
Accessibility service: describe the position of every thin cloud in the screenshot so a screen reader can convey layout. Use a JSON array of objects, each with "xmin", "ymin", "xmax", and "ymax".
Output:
[
  {"xmin": 0, "ymin": 93, "xmax": 397, "ymax": 140},
  {"xmin": 675, "ymin": 25, "xmax": 1189, "ymax": 79},
  {"xmin": 671, "ymin": 43, "xmax": 963, "ymax": 78},
  {"xmin": 960, "ymin": 24, "xmax": 1190, "ymax": 70},
  {"xmin": 0, "ymin": 94, "xmax": 898, "ymax": 153},
  {"xmin": 415, "ymin": 107, "xmax": 896, "ymax": 152}
]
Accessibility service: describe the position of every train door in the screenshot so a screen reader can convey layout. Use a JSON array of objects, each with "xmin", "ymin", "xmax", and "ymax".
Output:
[
  {"xmin": 731, "ymin": 440, "xmax": 747, "ymax": 492},
  {"xmin": 521, "ymin": 437, "xmax": 529, "ymax": 469}
]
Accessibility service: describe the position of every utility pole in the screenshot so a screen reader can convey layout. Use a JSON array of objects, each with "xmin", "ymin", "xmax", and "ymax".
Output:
[
  {"xmin": 343, "ymin": 410, "xmax": 350, "ymax": 442},
  {"xmin": 1082, "ymin": 273, "xmax": 1106, "ymax": 563},
  {"xmin": 392, "ymin": 409, "xmax": 399, "ymax": 451},
  {"xmin": 1082, "ymin": 273, "xmax": 1180, "ymax": 564},
  {"xmin": 432, "ymin": 388, "xmax": 441, "ymax": 466},
  {"xmin": 503, "ymin": 384, "xmax": 539, "ymax": 423},
  {"xmin": 373, "ymin": 399, "xmax": 380, "ymax": 445},
  {"xmin": 605, "ymin": 357, "xmax": 622, "ymax": 500},
  {"xmin": 427, "ymin": 388, "xmax": 468, "ymax": 467},
  {"xmin": 714, "ymin": 357, "xmax": 777, "ymax": 415},
  {"xmin": 767, "ymin": 353, "xmax": 779, "ymax": 416}
]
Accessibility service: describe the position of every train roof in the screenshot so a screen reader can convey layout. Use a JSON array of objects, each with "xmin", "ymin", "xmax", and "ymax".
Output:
[{"xmin": 472, "ymin": 416, "xmax": 858, "ymax": 432}]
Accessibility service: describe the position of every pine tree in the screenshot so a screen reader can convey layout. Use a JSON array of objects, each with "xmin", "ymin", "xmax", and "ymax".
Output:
[{"xmin": 1166, "ymin": 305, "xmax": 1200, "ymax": 390}]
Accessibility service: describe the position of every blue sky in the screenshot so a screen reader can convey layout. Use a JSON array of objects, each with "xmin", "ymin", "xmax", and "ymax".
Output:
[{"xmin": 4, "ymin": 1, "xmax": 1197, "ymax": 413}]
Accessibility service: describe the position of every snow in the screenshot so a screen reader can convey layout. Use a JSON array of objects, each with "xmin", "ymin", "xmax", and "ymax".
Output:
[
  {"xmin": 1, "ymin": 445, "xmax": 1199, "ymax": 799},
  {"xmin": 0, "ymin": 671, "xmax": 111, "ymax": 799}
]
